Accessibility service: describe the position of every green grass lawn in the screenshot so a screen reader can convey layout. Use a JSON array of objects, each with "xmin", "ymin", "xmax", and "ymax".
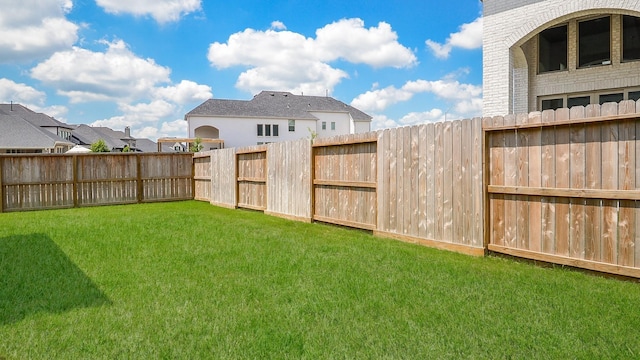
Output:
[{"xmin": 1, "ymin": 201, "xmax": 639, "ymax": 359}]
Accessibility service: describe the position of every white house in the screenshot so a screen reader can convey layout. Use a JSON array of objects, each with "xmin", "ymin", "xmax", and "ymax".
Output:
[
  {"xmin": 483, "ymin": 0, "xmax": 640, "ymax": 116},
  {"xmin": 185, "ymin": 91, "xmax": 372, "ymax": 149}
]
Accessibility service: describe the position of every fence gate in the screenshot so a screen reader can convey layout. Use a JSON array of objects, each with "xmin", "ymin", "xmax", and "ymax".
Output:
[
  {"xmin": 312, "ymin": 134, "xmax": 377, "ymax": 230},
  {"xmin": 236, "ymin": 146, "xmax": 267, "ymax": 211}
]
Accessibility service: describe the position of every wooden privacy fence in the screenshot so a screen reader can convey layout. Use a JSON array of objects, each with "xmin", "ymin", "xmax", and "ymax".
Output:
[
  {"xmin": 485, "ymin": 100, "xmax": 640, "ymax": 278},
  {"xmin": 194, "ymin": 118, "xmax": 485, "ymax": 256},
  {"xmin": 0, "ymin": 153, "xmax": 193, "ymax": 212},
  {"xmin": 313, "ymin": 133, "xmax": 378, "ymax": 230}
]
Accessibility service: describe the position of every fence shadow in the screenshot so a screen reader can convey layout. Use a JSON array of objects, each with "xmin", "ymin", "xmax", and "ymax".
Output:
[{"xmin": 0, "ymin": 234, "xmax": 110, "ymax": 325}]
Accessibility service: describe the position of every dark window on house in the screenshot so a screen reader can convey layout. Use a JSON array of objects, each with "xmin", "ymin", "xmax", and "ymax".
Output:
[
  {"xmin": 273, "ymin": 124, "xmax": 279, "ymax": 137},
  {"xmin": 265, "ymin": 124, "xmax": 271, "ymax": 136},
  {"xmin": 629, "ymin": 91, "xmax": 640, "ymax": 101},
  {"xmin": 599, "ymin": 93, "xmax": 623, "ymax": 105},
  {"xmin": 568, "ymin": 96, "xmax": 591, "ymax": 108},
  {"xmin": 257, "ymin": 124, "xmax": 263, "ymax": 136},
  {"xmin": 623, "ymin": 15, "xmax": 640, "ymax": 61},
  {"xmin": 322, "ymin": 122, "xmax": 326, "ymax": 130},
  {"xmin": 539, "ymin": 25, "xmax": 567, "ymax": 73},
  {"xmin": 288, "ymin": 120, "xmax": 295, "ymax": 132},
  {"xmin": 541, "ymin": 98, "xmax": 564, "ymax": 111},
  {"xmin": 579, "ymin": 17, "xmax": 611, "ymax": 68}
]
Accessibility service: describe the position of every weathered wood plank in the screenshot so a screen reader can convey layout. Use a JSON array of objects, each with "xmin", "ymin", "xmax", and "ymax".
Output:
[
  {"xmin": 452, "ymin": 120, "xmax": 463, "ymax": 244},
  {"xmin": 541, "ymin": 110, "xmax": 556, "ymax": 254},
  {"xmin": 418, "ymin": 125, "xmax": 428, "ymax": 239},
  {"xmin": 528, "ymin": 112, "xmax": 543, "ymax": 252},
  {"xmin": 502, "ymin": 115, "xmax": 517, "ymax": 249},
  {"xmin": 618, "ymin": 101, "xmax": 636, "ymax": 267},
  {"xmin": 515, "ymin": 113, "xmax": 529, "ymax": 250},
  {"xmin": 490, "ymin": 116, "xmax": 505, "ymax": 247},
  {"xmin": 601, "ymin": 103, "xmax": 619, "ymax": 264}
]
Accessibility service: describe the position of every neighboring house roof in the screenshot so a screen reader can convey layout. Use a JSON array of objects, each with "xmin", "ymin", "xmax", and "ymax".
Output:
[
  {"xmin": 136, "ymin": 138, "xmax": 175, "ymax": 152},
  {"xmin": 0, "ymin": 103, "xmax": 73, "ymax": 130},
  {"xmin": 186, "ymin": 91, "xmax": 372, "ymax": 122},
  {"xmin": 0, "ymin": 111, "xmax": 73, "ymax": 150},
  {"xmin": 71, "ymin": 124, "xmax": 166, "ymax": 152},
  {"xmin": 71, "ymin": 125, "xmax": 131, "ymax": 150}
]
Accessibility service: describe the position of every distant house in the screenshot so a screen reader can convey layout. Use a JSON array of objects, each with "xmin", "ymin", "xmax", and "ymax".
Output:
[
  {"xmin": 0, "ymin": 103, "xmax": 75, "ymax": 143},
  {"xmin": 0, "ymin": 106, "xmax": 73, "ymax": 153},
  {"xmin": 185, "ymin": 91, "xmax": 372, "ymax": 149},
  {"xmin": 0, "ymin": 103, "xmax": 168, "ymax": 154},
  {"xmin": 483, "ymin": 0, "xmax": 640, "ymax": 116},
  {"xmin": 71, "ymin": 125, "xmax": 172, "ymax": 152}
]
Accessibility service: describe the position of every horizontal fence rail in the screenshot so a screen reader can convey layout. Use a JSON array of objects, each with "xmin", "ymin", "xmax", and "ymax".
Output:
[{"xmin": 0, "ymin": 153, "xmax": 193, "ymax": 212}]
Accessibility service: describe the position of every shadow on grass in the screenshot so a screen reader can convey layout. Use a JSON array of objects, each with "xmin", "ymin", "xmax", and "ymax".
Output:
[{"xmin": 0, "ymin": 234, "xmax": 110, "ymax": 325}]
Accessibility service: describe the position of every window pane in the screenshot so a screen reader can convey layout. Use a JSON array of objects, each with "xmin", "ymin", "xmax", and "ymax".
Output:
[
  {"xmin": 599, "ymin": 93, "xmax": 623, "ymax": 105},
  {"xmin": 629, "ymin": 91, "xmax": 640, "ymax": 101},
  {"xmin": 265, "ymin": 124, "xmax": 271, "ymax": 136},
  {"xmin": 322, "ymin": 122, "xmax": 326, "ymax": 130},
  {"xmin": 273, "ymin": 124, "xmax": 279, "ymax": 137},
  {"xmin": 579, "ymin": 17, "xmax": 610, "ymax": 67},
  {"xmin": 331, "ymin": 122, "xmax": 335, "ymax": 130},
  {"xmin": 539, "ymin": 25, "xmax": 567, "ymax": 72},
  {"xmin": 541, "ymin": 98, "xmax": 563, "ymax": 111},
  {"xmin": 623, "ymin": 16, "xmax": 640, "ymax": 61},
  {"xmin": 288, "ymin": 120, "xmax": 295, "ymax": 132},
  {"xmin": 257, "ymin": 124, "xmax": 263, "ymax": 136},
  {"xmin": 567, "ymin": 96, "xmax": 591, "ymax": 108}
]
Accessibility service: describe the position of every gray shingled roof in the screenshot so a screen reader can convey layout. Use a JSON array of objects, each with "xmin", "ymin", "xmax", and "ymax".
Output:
[
  {"xmin": 72, "ymin": 125, "xmax": 129, "ymax": 150},
  {"xmin": 0, "ymin": 103, "xmax": 73, "ymax": 129},
  {"xmin": 0, "ymin": 111, "xmax": 73, "ymax": 149},
  {"xmin": 186, "ymin": 91, "xmax": 372, "ymax": 121}
]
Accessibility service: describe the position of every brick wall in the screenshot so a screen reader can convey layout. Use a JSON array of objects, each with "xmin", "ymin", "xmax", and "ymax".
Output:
[{"xmin": 483, "ymin": 0, "xmax": 640, "ymax": 116}]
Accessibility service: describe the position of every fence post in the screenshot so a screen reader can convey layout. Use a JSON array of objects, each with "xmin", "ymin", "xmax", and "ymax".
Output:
[
  {"xmin": 72, "ymin": 155, "xmax": 78, "ymax": 208},
  {"xmin": 191, "ymin": 154, "xmax": 196, "ymax": 200},
  {"xmin": 0, "ymin": 157, "xmax": 4, "ymax": 213},
  {"xmin": 137, "ymin": 154, "xmax": 144, "ymax": 203}
]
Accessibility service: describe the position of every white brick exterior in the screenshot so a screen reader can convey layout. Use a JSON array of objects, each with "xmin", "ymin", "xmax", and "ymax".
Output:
[{"xmin": 483, "ymin": 0, "xmax": 640, "ymax": 116}]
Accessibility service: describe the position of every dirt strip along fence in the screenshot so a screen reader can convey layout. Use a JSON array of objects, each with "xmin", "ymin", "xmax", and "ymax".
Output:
[
  {"xmin": 194, "ymin": 118, "xmax": 485, "ymax": 256},
  {"xmin": 0, "ymin": 153, "xmax": 193, "ymax": 212},
  {"xmin": 485, "ymin": 100, "xmax": 640, "ymax": 278}
]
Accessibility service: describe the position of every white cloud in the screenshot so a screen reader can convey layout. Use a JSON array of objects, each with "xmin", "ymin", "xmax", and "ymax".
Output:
[
  {"xmin": 154, "ymin": 80, "xmax": 212, "ymax": 104},
  {"xmin": 95, "ymin": 0, "xmax": 201, "ymax": 23},
  {"xmin": 0, "ymin": 78, "xmax": 47, "ymax": 104},
  {"xmin": 208, "ymin": 18, "xmax": 416, "ymax": 94},
  {"xmin": 31, "ymin": 40, "xmax": 172, "ymax": 103},
  {"xmin": 351, "ymin": 79, "xmax": 482, "ymax": 113},
  {"xmin": 270, "ymin": 21, "xmax": 286, "ymax": 30},
  {"xmin": 160, "ymin": 119, "xmax": 188, "ymax": 136},
  {"xmin": 0, "ymin": 0, "xmax": 78, "ymax": 62},
  {"xmin": 314, "ymin": 19, "xmax": 417, "ymax": 68},
  {"xmin": 132, "ymin": 120, "xmax": 187, "ymax": 140},
  {"xmin": 426, "ymin": 17, "xmax": 482, "ymax": 59},
  {"xmin": 29, "ymin": 39, "xmax": 211, "ymax": 141}
]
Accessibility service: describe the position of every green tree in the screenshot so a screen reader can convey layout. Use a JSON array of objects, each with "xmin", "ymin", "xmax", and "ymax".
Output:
[
  {"xmin": 189, "ymin": 137, "xmax": 203, "ymax": 152},
  {"xmin": 90, "ymin": 139, "xmax": 110, "ymax": 152}
]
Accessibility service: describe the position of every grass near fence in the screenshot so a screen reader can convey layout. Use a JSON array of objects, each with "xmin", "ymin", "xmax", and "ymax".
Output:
[{"xmin": 1, "ymin": 201, "xmax": 640, "ymax": 359}]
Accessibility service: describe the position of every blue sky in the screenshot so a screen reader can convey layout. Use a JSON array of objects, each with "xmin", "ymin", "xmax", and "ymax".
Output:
[{"xmin": 0, "ymin": 0, "xmax": 483, "ymax": 140}]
